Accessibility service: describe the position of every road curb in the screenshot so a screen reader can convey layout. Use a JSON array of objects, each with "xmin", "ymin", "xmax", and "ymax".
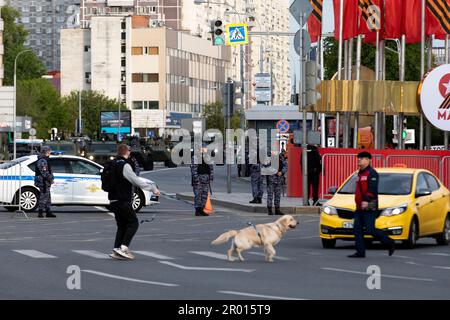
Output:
[{"xmin": 176, "ymin": 193, "xmax": 320, "ymax": 215}]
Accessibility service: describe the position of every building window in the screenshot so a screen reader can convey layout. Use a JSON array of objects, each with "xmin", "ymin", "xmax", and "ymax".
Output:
[
  {"xmin": 132, "ymin": 47, "xmax": 143, "ymax": 55},
  {"xmin": 121, "ymin": 45, "xmax": 126, "ymax": 53},
  {"xmin": 85, "ymin": 72, "xmax": 91, "ymax": 84},
  {"xmin": 133, "ymin": 101, "xmax": 143, "ymax": 109},
  {"xmin": 132, "ymin": 73, "xmax": 159, "ymax": 83},
  {"xmin": 121, "ymin": 58, "xmax": 126, "ymax": 67},
  {"xmin": 144, "ymin": 47, "xmax": 159, "ymax": 55},
  {"xmin": 84, "ymin": 45, "xmax": 91, "ymax": 52},
  {"xmin": 121, "ymin": 32, "xmax": 126, "ymax": 40},
  {"xmin": 132, "ymin": 101, "xmax": 159, "ymax": 109}
]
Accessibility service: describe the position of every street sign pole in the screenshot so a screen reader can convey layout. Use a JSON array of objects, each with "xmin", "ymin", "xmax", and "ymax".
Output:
[
  {"xmin": 226, "ymin": 79, "xmax": 233, "ymax": 194},
  {"xmin": 300, "ymin": 12, "xmax": 309, "ymax": 206}
]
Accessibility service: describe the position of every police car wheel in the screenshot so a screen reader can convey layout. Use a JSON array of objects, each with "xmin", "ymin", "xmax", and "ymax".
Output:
[
  {"xmin": 18, "ymin": 187, "xmax": 39, "ymax": 212},
  {"xmin": 132, "ymin": 190, "xmax": 144, "ymax": 213}
]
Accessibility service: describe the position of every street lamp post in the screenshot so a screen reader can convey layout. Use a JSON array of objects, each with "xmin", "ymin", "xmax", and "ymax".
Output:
[{"xmin": 13, "ymin": 49, "xmax": 32, "ymax": 160}]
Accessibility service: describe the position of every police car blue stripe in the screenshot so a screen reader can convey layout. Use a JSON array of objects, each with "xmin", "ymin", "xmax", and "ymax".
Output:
[{"xmin": 0, "ymin": 176, "xmax": 100, "ymax": 181}]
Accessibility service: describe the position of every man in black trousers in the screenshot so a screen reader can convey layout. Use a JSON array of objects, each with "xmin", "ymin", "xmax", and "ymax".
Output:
[{"xmin": 348, "ymin": 152, "xmax": 395, "ymax": 258}]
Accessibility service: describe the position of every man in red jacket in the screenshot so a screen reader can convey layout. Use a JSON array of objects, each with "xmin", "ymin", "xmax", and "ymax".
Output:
[{"xmin": 348, "ymin": 152, "xmax": 395, "ymax": 258}]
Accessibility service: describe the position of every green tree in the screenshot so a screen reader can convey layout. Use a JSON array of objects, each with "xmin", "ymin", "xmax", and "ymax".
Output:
[
  {"xmin": 16, "ymin": 79, "xmax": 66, "ymax": 138},
  {"xmin": 323, "ymin": 38, "xmax": 422, "ymax": 81},
  {"xmin": 1, "ymin": 5, "xmax": 46, "ymax": 85},
  {"xmin": 203, "ymin": 101, "xmax": 242, "ymax": 133},
  {"xmin": 61, "ymin": 91, "xmax": 122, "ymax": 139}
]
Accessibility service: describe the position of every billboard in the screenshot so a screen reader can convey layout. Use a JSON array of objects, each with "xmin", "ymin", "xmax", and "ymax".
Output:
[{"xmin": 100, "ymin": 111, "xmax": 131, "ymax": 134}]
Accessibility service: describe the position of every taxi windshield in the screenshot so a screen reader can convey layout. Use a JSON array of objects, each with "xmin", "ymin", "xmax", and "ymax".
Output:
[{"xmin": 338, "ymin": 173, "xmax": 413, "ymax": 195}]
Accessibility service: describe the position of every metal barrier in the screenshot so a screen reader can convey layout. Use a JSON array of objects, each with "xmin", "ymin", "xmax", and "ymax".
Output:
[
  {"xmin": 320, "ymin": 153, "xmax": 450, "ymax": 199},
  {"xmin": 321, "ymin": 153, "xmax": 384, "ymax": 198},
  {"xmin": 386, "ymin": 155, "xmax": 442, "ymax": 180},
  {"xmin": 442, "ymin": 157, "xmax": 450, "ymax": 190},
  {"xmin": 0, "ymin": 160, "xmax": 28, "ymax": 219}
]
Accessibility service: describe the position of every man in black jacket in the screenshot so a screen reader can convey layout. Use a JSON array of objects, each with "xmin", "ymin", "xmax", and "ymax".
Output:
[
  {"xmin": 306, "ymin": 145, "xmax": 322, "ymax": 206},
  {"xmin": 348, "ymin": 152, "xmax": 395, "ymax": 258},
  {"xmin": 109, "ymin": 144, "xmax": 160, "ymax": 260}
]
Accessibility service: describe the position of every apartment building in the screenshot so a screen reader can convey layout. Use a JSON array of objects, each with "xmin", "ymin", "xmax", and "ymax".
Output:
[
  {"xmin": 79, "ymin": 0, "xmax": 181, "ymax": 29},
  {"xmin": 61, "ymin": 15, "xmax": 230, "ymax": 136},
  {"xmin": 7, "ymin": 0, "xmax": 81, "ymax": 71},
  {"xmin": 181, "ymin": 0, "xmax": 291, "ymax": 106}
]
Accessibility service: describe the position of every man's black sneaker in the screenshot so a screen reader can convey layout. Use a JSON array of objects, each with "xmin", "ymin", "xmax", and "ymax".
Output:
[{"xmin": 347, "ymin": 253, "xmax": 366, "ymax": 258}]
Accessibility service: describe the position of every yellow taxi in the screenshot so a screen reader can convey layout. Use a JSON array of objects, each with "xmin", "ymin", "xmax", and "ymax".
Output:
[{"xmin": 320, "ymin": 168, "xmax": 450, "ymax": 249}]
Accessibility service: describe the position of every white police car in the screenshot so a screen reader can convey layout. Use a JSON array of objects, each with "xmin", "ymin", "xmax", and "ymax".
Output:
[{"xmin": 0, "ymin": 155, "xmax": 159, "ymax": 213}]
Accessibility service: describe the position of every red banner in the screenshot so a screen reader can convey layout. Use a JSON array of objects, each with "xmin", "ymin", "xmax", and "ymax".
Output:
[
  {"xmin": 426, "ymin": 0, "xmax": 450, "ymax": 39},
  {"xmin": 308, "ymin": 0, "xmax": 324, "ymax": 43},
  {"xmin": 333, "ymin": 0, "xmax": 359, "ymax": 40},
  {"xmin": 385, "ymin": 0, "xmax": 404, "ymax": 39}
]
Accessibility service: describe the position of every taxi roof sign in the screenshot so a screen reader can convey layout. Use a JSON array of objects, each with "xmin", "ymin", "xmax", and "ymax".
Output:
[{"xmin": 225, "ymin": 24, "xmax": 249, "ymax": 46}]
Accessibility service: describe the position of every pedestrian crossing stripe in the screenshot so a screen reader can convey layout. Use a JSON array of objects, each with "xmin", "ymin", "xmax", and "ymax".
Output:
[{"xmin": 225, "ymin": 24, "xmax": 249, "ymax": 46}]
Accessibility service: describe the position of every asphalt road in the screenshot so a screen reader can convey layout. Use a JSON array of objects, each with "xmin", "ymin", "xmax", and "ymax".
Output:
[{"xmin": 1, "ymin": 167, "xmax": 450, "ymax": 300}]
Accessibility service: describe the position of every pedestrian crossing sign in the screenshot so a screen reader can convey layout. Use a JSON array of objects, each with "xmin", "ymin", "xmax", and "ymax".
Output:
[{"xmin": 225, "ymin": 24, "xmax": 249, "ymax": 46}]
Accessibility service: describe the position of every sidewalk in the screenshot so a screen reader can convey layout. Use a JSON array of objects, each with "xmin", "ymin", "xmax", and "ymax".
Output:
[{"xmin": 176, "ymin": 192, "xmax": 321, "ymax": 215}]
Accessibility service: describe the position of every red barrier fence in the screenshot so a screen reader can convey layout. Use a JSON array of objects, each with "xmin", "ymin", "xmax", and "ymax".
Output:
[{"xmin": 287, "ymin": 148, "xmax": 450, "ymax": 199}]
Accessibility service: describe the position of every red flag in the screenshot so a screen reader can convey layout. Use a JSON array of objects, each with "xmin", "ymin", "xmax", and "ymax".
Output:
[
  {"xmin": 358, "ymin": 0, "xmax": 383, "ymax": 43},
  {"xmin": 385, "ymin": 0, "xmax": 404, "ymax": 39},
  {"xmin": 333, "ymin": 0, "xmax": 359, "ymax": 40},
  {"xmin": 403, "ymin": 0, "xmax": 422, "ymax": 43},
  {"xmin": 307, "ymin": 0, "xmax": 324, "ymax": 43},
  {"xmin": 426, "ymin": 0, "xmax": 450, "ymax": 39}
]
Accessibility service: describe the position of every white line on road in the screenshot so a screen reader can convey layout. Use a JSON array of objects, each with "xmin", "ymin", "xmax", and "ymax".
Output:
[
  {"xmin": 72, "ymin": 250, "xmax": 109, "ymax": 259},
  {"xmin": 217, "ymin": 291, "xmax": 305, "ymax": 300},
  {"xmin": 13, "ymin": 250, "xmax": 57, "ymax": 259},
  {"xmin": 424, "ymin": 253, "xmax": 450, "ymax": 257},
  {"xmin": 133, "ymin": 251, "xmax": 175, "ymax": 260},
  {"xmin": 82, "ymin": 270, "xmax": 179, "ymax": 287},
  {"xmin": 190, "ymin": 251, "xmax": 228, "ymax": 260},
  {"xmin": 322, "ymin": 267, "xmax": 435, "ymax": 282},
  {"xmin": 95, "ymin": 206, "xmax": 114, "ymax": 217},
  {"xmin": 159, "ymin": 261, "xmax": 255, "ymax": 272},
  {"xmin": 406, "ymin": 261, "xmax": 450, "ymax": 270},
  {"xmin": 248, "ymin": 252, "xmax": 291, "ymax": 261}
]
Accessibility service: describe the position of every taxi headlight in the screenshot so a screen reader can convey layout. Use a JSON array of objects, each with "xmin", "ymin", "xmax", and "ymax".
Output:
[
  {"xmin": 88, "ymin": 155, "xmax": 94, "ymax": 160},
  {"xmin": 381, "ymin": 204, "xmax": 408, "ymax": 217},
  {"xmin": 322, "ymin": 205, "xmax": 337, "ymax": 215}
]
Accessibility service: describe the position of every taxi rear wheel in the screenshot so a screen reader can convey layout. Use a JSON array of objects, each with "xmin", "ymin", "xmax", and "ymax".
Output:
[
  {"xmin": 321, "ymin": 238, "xmax": 336, "ymax": 249},
  {"xmin": 402, "ymin": 218, "xmax": 419, "ymax": 249},
  {"xmin": 132, "ymin": 190, "xmax": 144, "ymax": 213},
  {"xmin": 436, "ymin": 214, "xmax": 450, "ymax": 246}
]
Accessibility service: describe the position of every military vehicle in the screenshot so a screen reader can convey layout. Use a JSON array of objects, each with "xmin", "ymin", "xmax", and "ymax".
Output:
[
  {"xmin": 84, "ymin": 141, "xmax": 117, "ymax": 165},
  {"xmin": 43, "ymin": 140, "xmax": 79, "ymax": 156}
]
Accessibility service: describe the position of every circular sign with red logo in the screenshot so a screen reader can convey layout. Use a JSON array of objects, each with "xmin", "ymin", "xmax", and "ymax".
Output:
[{"xmin": 420, "ymin": 64, "xmax": 450, "ymax": 132}]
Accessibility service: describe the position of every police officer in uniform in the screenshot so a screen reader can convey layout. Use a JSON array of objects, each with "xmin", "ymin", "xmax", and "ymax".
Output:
[
  {"xmin": 34, "ymin": 146, "xmax": 56, "ymax": 218},
  {"xmin": 191, "ymin": 145, "xmax": 214, "ymax": 216},
  {"xmin": 249, "ymin": 147, "xmax": 263, "ymax": 204},
  {"xmin": 264, "ymin": 150, "xmax": 288, "ymax": 215}
]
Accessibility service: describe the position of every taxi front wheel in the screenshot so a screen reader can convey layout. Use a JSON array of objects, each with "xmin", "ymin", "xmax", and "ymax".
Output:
[{"xmin": 322, "ymin": 238, "xmax": 336, "ymax": 249}]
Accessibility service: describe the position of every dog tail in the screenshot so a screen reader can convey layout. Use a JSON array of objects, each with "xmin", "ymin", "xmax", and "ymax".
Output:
[{"xmin": 211, "ymin": 230, "xmax": 238, "ymax": 245}]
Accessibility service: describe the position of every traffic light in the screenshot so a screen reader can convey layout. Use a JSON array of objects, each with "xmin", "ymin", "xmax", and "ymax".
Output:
[
  {"xmin": 221, "ymin": 80, "xmax": 243, "ymax": 117},
  {"xmin": 305, "ymin": 61, "xmax": 322, "ymax": 107},
  {"xmin": 211, "ymin": 20, "xmax": 225, "ymax": 46}
]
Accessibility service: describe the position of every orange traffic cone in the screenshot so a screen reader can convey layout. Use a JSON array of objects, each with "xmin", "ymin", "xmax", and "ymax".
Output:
[{"xmin": 203, "ymin": 192, "xmax": 214, "ymax": 215}]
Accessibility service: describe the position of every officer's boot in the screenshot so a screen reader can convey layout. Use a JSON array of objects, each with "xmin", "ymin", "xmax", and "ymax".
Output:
[
  {"xmin": 38, "ymin": 209, "xmax": 44, "ymax": 218},
  {"xmin": 195, "ymin": 208, "xmax": 202, "ymax": 216},
  {"xmin": 275, "ymin": 207, "xmax": 285, "ymax": 216},
  {"xmin": 256, "ymin": 197, "xmax": 262, "ymax": 204},
  {"xmin": 45, "ymin": 209, "xmax": 56, "ymax": 218},
  {"xmin": 267, "ymin": 206, "xmax": 274, "ymax": 215},
  {"xmin": 249, "ymin": 197, "xmax": 258, "ymax": 204}
]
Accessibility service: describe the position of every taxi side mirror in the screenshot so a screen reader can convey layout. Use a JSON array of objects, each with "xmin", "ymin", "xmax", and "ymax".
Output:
[
  {"xmin": 415, "ymin": 188, "xmax": 432, "ymax": 198},
  {"xmin": 328, "ymin": 186, "xmax": 337, "ymax": 195}
]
